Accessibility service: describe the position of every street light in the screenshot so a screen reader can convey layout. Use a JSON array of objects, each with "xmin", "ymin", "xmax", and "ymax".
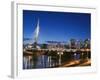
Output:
[
  {"xmin": 74, "ymin": 53, "xmax": 77, "ymax": 60},
  {"xmin": 86, "ymin": 49, "xmax": 89, "ymax": 60},
  {"xmin": 57, "ymin": 52, "xmax": 63, "ymax": 66}
]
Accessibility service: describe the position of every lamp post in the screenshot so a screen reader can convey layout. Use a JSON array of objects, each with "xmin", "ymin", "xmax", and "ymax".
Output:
[
  {"xmin": 57, "ymin": 52, "xmax": 63, "ymax": 66},
  {"xmin": 74, "ymin": 53, "xmax": 77, "ymax": 60},
  {"xmin": 86, "ymin": 49, "xmax": 89, "ymax": 60}
]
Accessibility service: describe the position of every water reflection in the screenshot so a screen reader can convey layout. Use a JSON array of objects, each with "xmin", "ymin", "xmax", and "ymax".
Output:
[
  {"xmin": 36, "ymin": 55, "xmax": 48, "ymax": 68},
  {"xmin": 23, "ymin": 51, "xmax": 91, "ymax": 69}
]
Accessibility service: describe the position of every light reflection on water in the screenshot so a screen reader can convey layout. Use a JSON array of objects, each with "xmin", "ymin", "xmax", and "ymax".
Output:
[
  {"xmin": 36, "ymin": 55, "xmax": 49, "ymax": 68},
  {"xmin": 23, "ymin": 55, "xmax": 56, "ymax": 69},
  {"xmin": 23, "ymin": 53, "xmax": 84, "ymax": 69}
]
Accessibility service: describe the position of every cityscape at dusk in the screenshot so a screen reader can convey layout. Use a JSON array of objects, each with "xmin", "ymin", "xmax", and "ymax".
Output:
[
  {"xmin": 23, "ymin": 10, "xmax": 91, "ymax": 44},
  {"xmin": 23, "ymin": 10, "xmax": 91, "ymax": 69}
]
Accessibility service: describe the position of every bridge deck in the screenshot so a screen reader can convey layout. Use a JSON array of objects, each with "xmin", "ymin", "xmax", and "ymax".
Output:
[{"xmin": 23, "ymin": 48, "xmax": 90, "ymax": 56}]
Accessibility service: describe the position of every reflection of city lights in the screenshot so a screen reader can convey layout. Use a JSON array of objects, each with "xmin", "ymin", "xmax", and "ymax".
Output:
[
  {"xmin": 74, "ymin": 53, "xmax": 77, "ymax": 56},
  {"xmin": 57, "ymin": 52, "xmax": 60, "ymax": 55},
  {"xmin": 61, "ymin": 52, "xmax": 63, "ymax": 55},
  {"xmin": 86, "ymin": 49, "xmax": 90, "ymax": 51},
  {"xmin": 57, "ymin": 52, "xmax": 63, "ymax": 55},
  {"xmin": 81, "ymin": 49, "xmax": 85, "ymax": 52}
]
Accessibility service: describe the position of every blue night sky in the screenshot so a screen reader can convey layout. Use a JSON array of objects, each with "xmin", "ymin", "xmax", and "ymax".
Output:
[{"xmin": 23, "ymin": 10, "xmax": 91, "ymax": 44}]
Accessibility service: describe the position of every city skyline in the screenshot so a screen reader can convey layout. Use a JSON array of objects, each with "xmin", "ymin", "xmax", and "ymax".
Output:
[{"xmin": 23, "ymin": 10, "xmax": 91, "ymax": 44}]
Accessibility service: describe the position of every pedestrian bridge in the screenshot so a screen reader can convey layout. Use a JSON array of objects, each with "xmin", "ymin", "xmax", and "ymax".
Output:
[{"xmin": 24, "ymin": 48, "xmax": 90, "ymax": 54}]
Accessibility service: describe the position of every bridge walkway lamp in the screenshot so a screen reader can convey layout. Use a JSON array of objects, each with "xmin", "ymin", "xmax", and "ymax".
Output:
[
  {"xmin": 57, "ymin": 52, "xmax": 63, "ymax": 66},
  {"xmin": 74, "ymin": 53, "xmax": 77, "ymax": 60},
  {"xmin": 86, "ymin": 49, "xmax": 89, "ymax": 60}
]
